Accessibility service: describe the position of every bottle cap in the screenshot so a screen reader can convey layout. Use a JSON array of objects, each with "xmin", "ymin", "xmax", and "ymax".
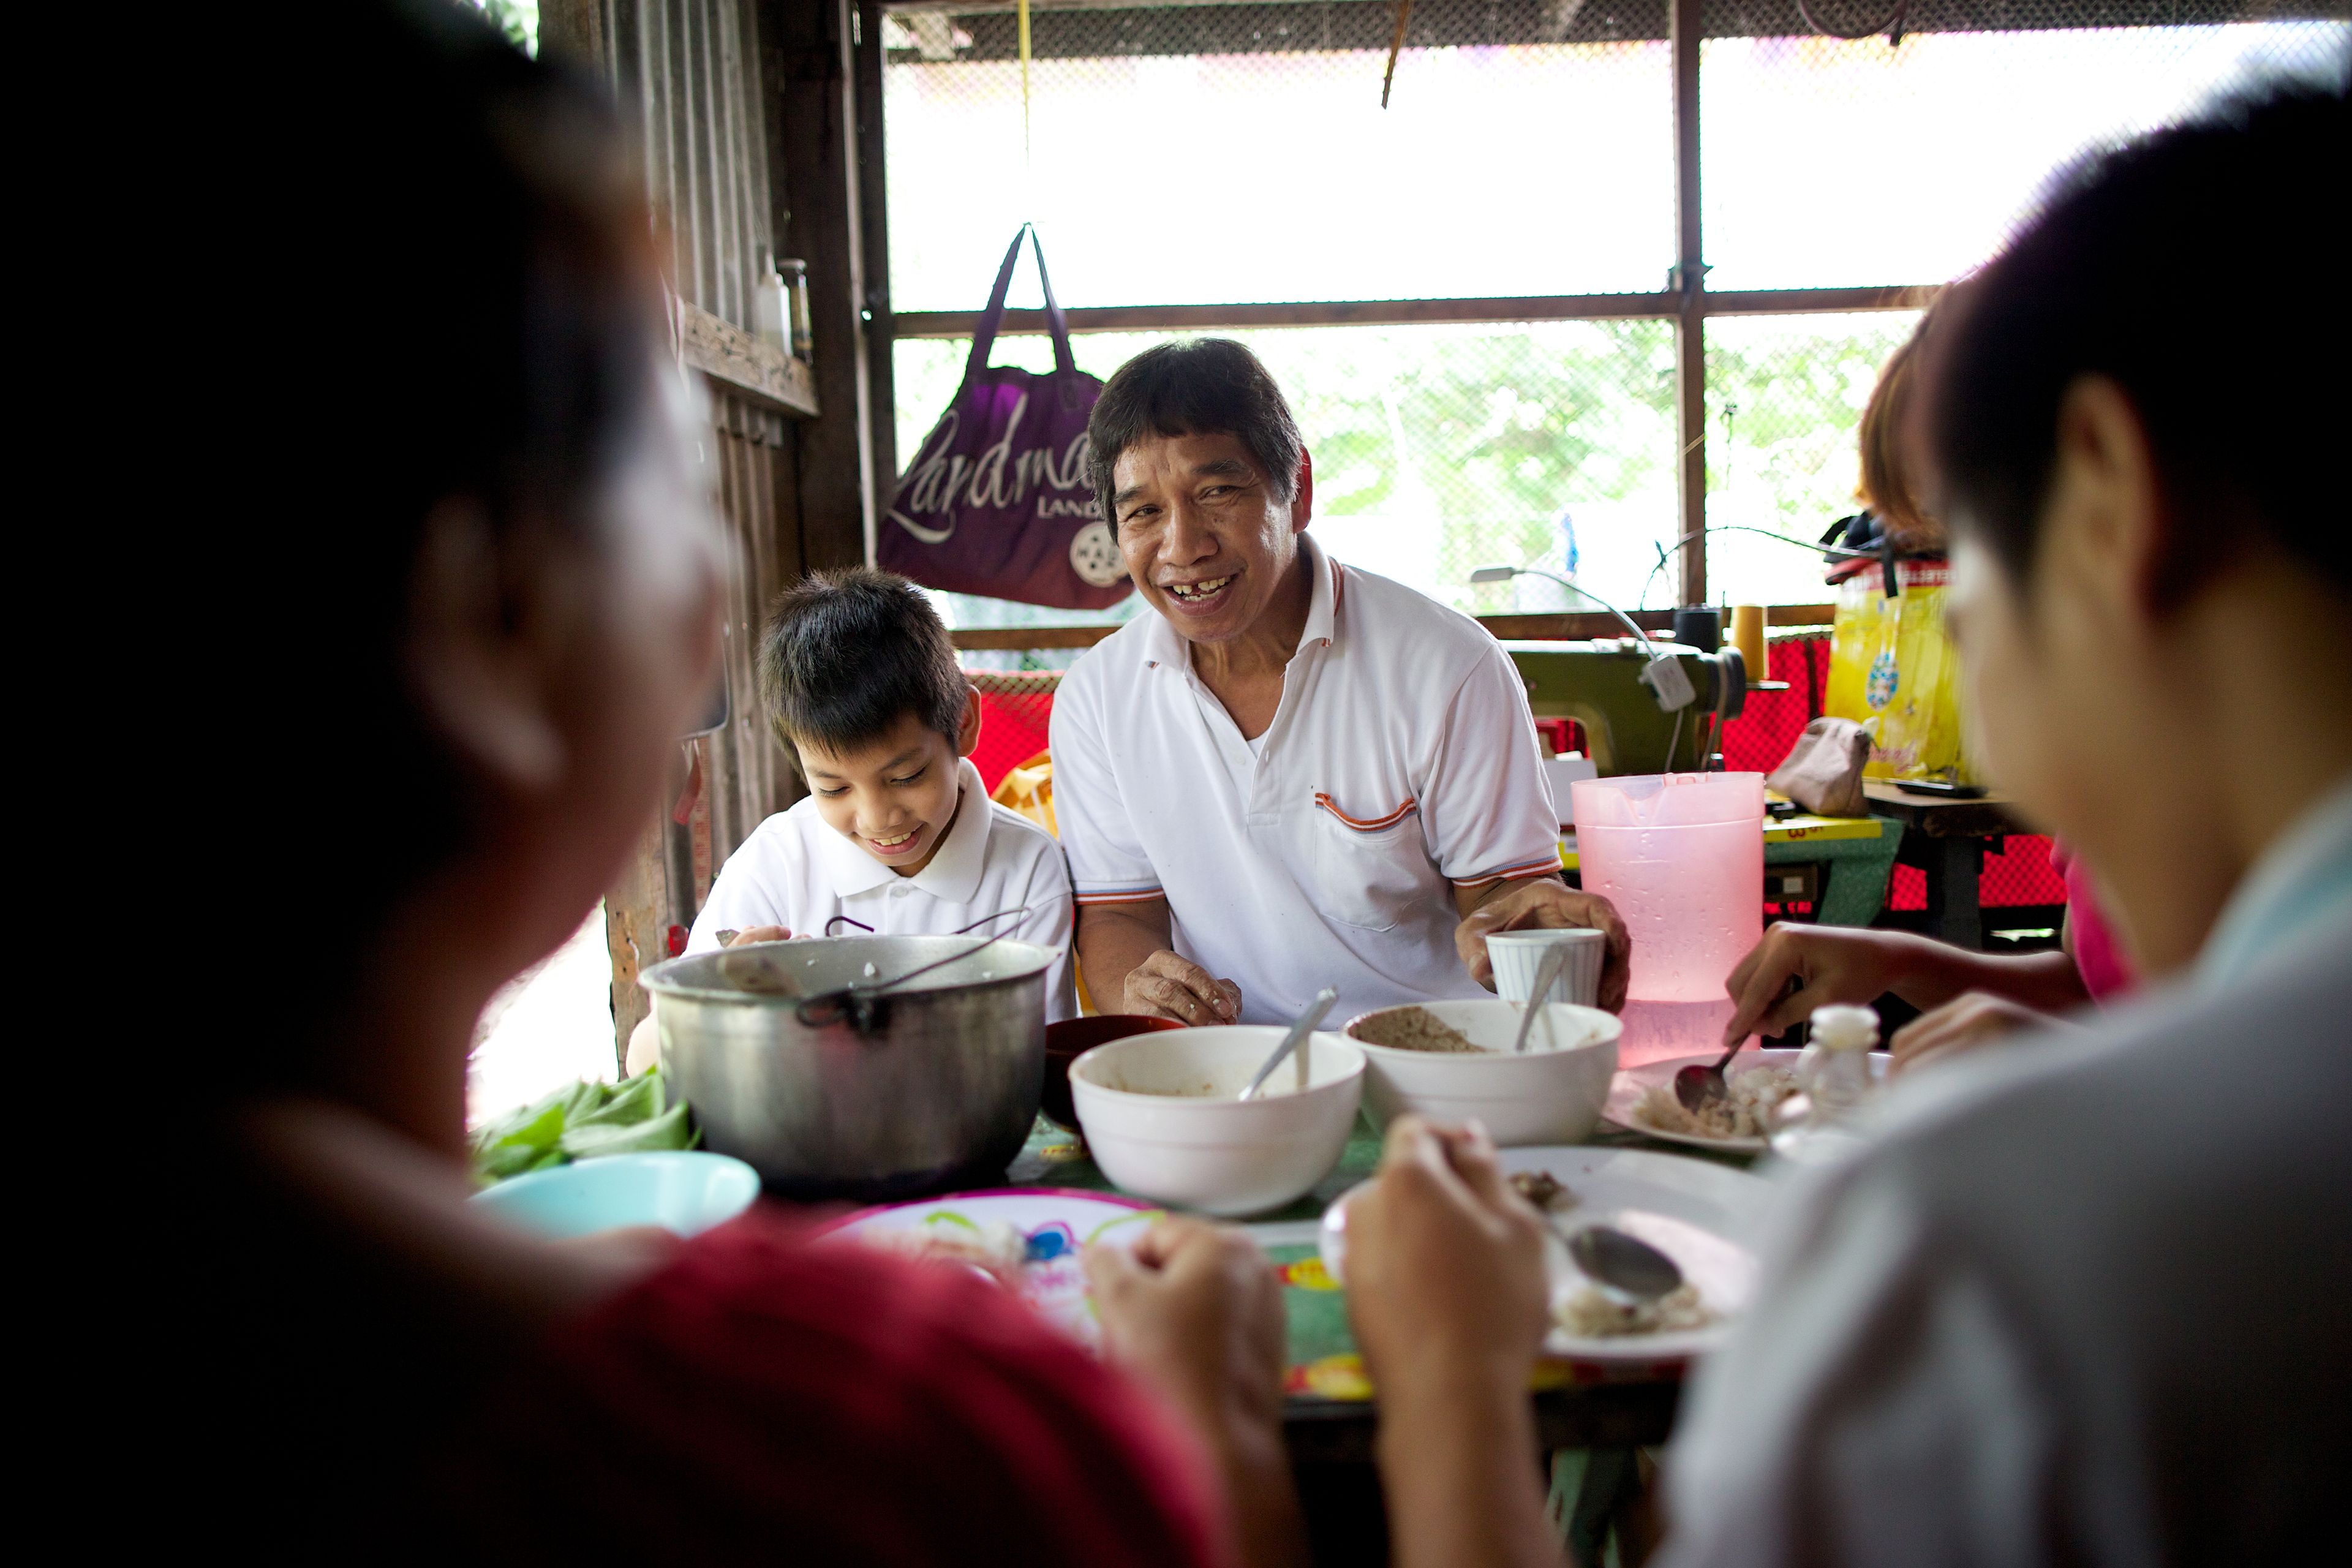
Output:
[{"xmin": 1809, "ymin": 1003, "xmax": 1879, "ymax": 1052}]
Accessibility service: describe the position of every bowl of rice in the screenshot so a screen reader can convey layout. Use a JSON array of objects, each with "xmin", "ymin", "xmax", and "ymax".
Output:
[
  {"xmin": 1069, "ymin": 1027, "xmax": 1366, "ymax": 1216},
  {"xmin": 1343, "ymin": 998, "xmax": 1621, "ymax": 1146}
]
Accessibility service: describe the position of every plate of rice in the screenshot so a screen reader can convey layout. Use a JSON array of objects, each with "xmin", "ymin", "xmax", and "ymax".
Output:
[
  {"xmin": 1604, "ymin": 1048, "xmax": 1887, "ymax": 1152},
  {"xmin": 1322, "ymin": 1145, "xmax": 1771, "ymax": 1366}
]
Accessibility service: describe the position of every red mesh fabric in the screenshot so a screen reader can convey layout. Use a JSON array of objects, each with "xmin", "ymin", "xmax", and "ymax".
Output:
[
  {"xmin": 1885, "ymin": 834, "xmax": 2064, "ymax": 911},
  {"xmin": 1720, "ymin": 631, "xmax": 1832, "ymax": 776},
  {"xmin": 969, "ymin": 670, "xmax": 1063, "ymax": 791}
]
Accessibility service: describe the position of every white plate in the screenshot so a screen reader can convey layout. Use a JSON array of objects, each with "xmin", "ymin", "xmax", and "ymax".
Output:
[
  {"xmin": 1321, "ymin": 1145, "xmax": 1773, "ymax": 1365},
  {"xmin": 1604, "ymin": 1048, "xmax": 1887, "ymax": 1153},
  {"xmin": 824, "ymin": 1187, "xmax": 1161, "ymax": 1344}
]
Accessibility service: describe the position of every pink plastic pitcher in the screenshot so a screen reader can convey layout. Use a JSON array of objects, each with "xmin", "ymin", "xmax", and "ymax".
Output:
[{"xmin": 1569, "ymin": 772, "xmax": 1764, "ymax": 1068}]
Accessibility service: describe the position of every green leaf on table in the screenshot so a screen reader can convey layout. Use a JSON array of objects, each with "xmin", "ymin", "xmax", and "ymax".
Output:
[
  {"xmin": 570, "ymin": 1070, "xmax": 662, "ymax": 1131},
  {"xmin": 477, "ymin": 1139, "xmax": 546, "ymax": 1181},
  {"xmin": 560, "ymin": 1099, "xmax": 693, "ymax": 1160},
  {"xmin": 562, "ymin": 1078, "xmax": 611, "ymax": 1125},
  {"xmin": 470, "ymin": 1083, "xmax": 571, "ymax": 1155}
]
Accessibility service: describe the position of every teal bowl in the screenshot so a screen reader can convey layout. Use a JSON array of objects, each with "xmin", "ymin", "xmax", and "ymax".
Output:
[{"xmin": 472, "ymin": 1151, "xmax": 761, "ymax": 1239}]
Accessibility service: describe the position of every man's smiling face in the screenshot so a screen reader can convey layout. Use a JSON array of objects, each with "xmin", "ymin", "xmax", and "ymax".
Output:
[{"xmin": 1110, "ymin": 430, "xmax": 1310, "ymax": 646}]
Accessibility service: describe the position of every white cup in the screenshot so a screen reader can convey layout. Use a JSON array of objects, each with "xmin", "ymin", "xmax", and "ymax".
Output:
[{"xmin": 1485, "ymin": 929, "xmax": 1607, "ymax": 1007}]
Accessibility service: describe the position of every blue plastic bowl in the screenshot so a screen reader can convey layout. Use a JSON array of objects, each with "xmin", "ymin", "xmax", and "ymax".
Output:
[{"xmin": 471, "ymin": 1151, "xmax": 761, "ymax": 1239}]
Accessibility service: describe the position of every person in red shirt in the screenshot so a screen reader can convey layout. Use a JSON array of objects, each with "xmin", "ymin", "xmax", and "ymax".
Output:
[{"xmin": 129, "ymin": 5, "xmax": 1305, "ymax": 1563}]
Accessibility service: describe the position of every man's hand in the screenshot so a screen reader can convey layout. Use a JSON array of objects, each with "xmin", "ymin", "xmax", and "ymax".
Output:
[
  {"xmin": 1721, "ymin": 924, "xmax": 1918, "ymax": 1045},
  {"xmin": 1891, "ymin": 990, "xmax": 2073, "ymax": 1076},
  {"xmin": 1123, "ymin": 949, "xmax": 1242, "ymax": 1025},
  {"xmin": 721, "ymin": 925, "xmax": 791, "ymax": 946},
  {"xmin": 1087, "ymin": 1219, "xmax": 1308, "ymax": 1568},
  {"xmin": 1455, "ymin": 876, "xmax": 1630, "ymax": 1011},
  {"xmin": 1343, "ymin": 1117, "xmax": 1551, "ymax": 1405}
]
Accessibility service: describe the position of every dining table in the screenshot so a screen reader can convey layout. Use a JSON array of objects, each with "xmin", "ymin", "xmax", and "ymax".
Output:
[{"xmin": 1003, "ymin": 1101, "xmax": 1768, "ymax": 1563}]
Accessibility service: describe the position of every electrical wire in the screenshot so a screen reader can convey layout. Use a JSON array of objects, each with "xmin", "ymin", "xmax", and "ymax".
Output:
[
  {"xmin": 1503, "ymin": 565, "xmax": 1659, "ymax": 653},
  {"xmin": 1636, "ymin": 523, "xmax": 1882, "ymax": 611}
]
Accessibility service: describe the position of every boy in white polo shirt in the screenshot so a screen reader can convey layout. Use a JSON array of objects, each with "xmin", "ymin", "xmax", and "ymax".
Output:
[{"xmin": 627, "ymin": 570, "xmax": 1076, "ymax": 1072}]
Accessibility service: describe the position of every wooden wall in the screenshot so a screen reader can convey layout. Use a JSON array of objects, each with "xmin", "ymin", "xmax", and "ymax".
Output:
[{"xmin": 547, "ymin": 0, "xmax": 880, "ymax": 1061}]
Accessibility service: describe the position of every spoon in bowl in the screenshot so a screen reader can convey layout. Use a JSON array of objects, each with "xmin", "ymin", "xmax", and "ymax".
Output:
[
  {"xmin": 1567, "ymin": 1224, "xmax": 1684, "ymax": 1306},
  {"xmin": 1507, "ymin": 942, "xmax": 1575, "ymax": 1054},
  {"xmin": 1673, "ymin": 1037, "xmax": 1747, "ymax": 1112},
  {"xmin": 1238, "ymin": 987, "xmax": 1340, "ymax": 1101}
]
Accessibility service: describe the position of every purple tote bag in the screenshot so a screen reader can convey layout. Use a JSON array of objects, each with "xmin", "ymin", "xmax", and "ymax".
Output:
[{"xmin": 880, "ymin": 226, "xmax": 1131, "ymax": 609}]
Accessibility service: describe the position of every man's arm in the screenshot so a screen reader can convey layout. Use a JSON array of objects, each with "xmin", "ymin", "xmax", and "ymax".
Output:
[
  {"xmin": 1453, "ymin": 873, "xmax": 1632, "ymax": 1012},
  {"xmin": 1077, "ymin": 898, "xmax": 1241, "ymax": 1023},
  {"xmin": 1721, "ymin": 925, "xmax": 2092, "ymax": 1044}
]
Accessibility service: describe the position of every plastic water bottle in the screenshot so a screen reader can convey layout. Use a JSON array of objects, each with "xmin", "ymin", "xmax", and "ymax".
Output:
[{"xmin": 1771, "ymin": 1004, "xmax": 1878, "ymax": 1163}]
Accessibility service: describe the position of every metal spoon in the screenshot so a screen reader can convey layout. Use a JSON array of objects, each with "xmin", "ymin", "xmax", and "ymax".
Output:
[
  {"xmin": 1674, "ymin": 1037, "xmax": 1747, "ymax": 1112},
  {"xmin": 1238, "ymin": 987, "xmax": 1340, "ymax": 1101},
  {"xmin": 1567, "ymin": 1224, "xmax": 1684, "ymax": 1306},
  {"xmin": 1507, "ymin": 942, "xmax": 1575, "ymax": 1054}
]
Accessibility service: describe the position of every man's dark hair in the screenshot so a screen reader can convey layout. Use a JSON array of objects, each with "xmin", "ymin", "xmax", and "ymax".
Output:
[
  {"xmin": 1087, "ymin": 339, "xmax": 1304, "ymax": 523},
  {"xmin": 1921, "ymin": 62, "xmax": 2350, "ymax": 600},
  {"xmin": 759, "ymin": 569, "xmax": 968, "ymax": 759}
]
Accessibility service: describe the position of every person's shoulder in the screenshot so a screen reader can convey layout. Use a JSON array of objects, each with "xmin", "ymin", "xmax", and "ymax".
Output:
[
  {"xmin": 1059, "ymin": 612, "xmax": 1158, "ymax": 698},
  {"xmin": 982, "ymin": 799, "xmax": 1072, "ymax": 880},
  {"xmin": 1876, "ymin": 933, "xmax": 2352, "ymax": 1169},
  {"xmin": 722, "ymin": 799, "xmax": 828, "ymax": 870},
  {"xmin": 1331, "ymin": 559, "xmax": 1507, "ymax": 682},
  {"xmin": 1806, "ymin": 927, "xmax": 2352, "ymax": 1311},
  {"xmin": 521, "ymin": 1212, "xmax": 1221, "ymax": 1564}
]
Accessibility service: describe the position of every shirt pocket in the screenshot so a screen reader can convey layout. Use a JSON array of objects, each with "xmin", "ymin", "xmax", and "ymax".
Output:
[{"xmin": 1304, "ymin": 792, "xmax": 1432, "ymax": 933}]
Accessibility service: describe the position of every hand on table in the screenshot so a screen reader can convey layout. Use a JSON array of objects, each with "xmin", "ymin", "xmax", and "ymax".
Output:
[
  {"xmin": 1891, "ymin": 990, "xmax": 2074, "ymax": 1076},
  {"xmin": 1343, "ymin": 1117, "xmax": 1551, "ymax": 1405},
  {"xmin": 1123, "ymin": 949, "xmax": 1242, "ymax": 1025},
  {"xmin": 1086, "ymin": 1218, "xmax": 1307, "ymax": 1568},
  {"xmin": 1087, "ymin": 1216, "xmax": 1286, "ymax": 1435},
  {"xmin": 1721, "ymin": 922, "xmax": 1914, "ymax": 1045},
  {"xmin": 1455, "ymin": 878, "xmax": 1630, "ymax": 1011}
]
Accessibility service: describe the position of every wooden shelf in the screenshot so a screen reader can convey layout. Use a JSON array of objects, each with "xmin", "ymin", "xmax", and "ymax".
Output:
[{"xmin": 677, "ymin": 300, "xmax": 819, "ymax": 420}]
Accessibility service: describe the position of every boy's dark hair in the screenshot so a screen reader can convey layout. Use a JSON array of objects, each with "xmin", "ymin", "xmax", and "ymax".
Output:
[
  {"xmin": 759, "ymin": 569, "xmax": 968, "ymax": 758},
  {"xmin": 1921, "ymin": 62, "xmax": 2350, "ymax": 601},
  {"xmin": 1087, "ymin": 339, "xmax": 1303, "ymax": 524}
]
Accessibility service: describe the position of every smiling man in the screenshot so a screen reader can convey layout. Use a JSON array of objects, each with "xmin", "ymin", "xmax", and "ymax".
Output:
[{"xmin": 1048, "ymin": 339, "xmax": 1629, "ymax": 1027}]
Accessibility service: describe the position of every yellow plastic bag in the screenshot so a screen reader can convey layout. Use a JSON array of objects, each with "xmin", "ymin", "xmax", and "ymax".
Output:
[{"xmin": 1823, "ymin": 560, "xmax": 1977, "ymax": 784}]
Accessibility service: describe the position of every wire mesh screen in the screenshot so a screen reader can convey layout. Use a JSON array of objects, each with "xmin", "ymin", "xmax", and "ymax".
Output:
[
  {"xmin": 894, "ymin": 318, "xmax": 1679, "ymax": 645},
  {"xmin": 1704, "ymin": 310, "xmax": 1923, "ymax": 603},
  {"xmin": 880, "ymin": 0, "xmax": 2348, "ymax": 630},
  {"xmin": 1699, "ymin": 5, "xmax": 2351, "ymax": 290},
  {"xmin": 881, "ymin": 7, "xmax": 1676, "ymax": 308}
]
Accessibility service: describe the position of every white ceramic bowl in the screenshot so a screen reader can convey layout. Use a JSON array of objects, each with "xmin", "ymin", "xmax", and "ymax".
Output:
[
  {"xmin": 1069, "ymin": 1027, "xmax": 1366, "ymax": 1218},
  {"xmin": 1343, "ymin": 998, "xmax": 1621, "ymax": 1146}
]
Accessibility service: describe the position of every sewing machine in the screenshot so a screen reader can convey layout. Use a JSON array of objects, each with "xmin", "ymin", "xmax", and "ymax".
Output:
[{"xmin": 1505, "ymin": 641, "xmax": 1748, "ymax": 777}]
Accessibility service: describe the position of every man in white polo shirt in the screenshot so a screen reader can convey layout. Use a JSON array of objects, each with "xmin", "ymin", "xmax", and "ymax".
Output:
[{"xmin": 1050, "ymin": 339, "xmax": 1629, "ymax": 1027}]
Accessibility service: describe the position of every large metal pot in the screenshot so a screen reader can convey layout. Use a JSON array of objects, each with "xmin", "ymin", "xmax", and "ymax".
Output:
[{"xmin": 641, "ymin": 935, "xmax": 1054, "ymax": 1200}]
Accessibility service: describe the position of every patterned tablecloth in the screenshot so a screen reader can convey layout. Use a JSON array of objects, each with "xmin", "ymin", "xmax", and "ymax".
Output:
[{"xmin": 1006, "ymin": 1111, "xmax": 1758, "ymax": 1406}]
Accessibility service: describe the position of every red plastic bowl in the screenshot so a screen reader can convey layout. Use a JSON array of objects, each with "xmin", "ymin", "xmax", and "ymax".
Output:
[{"xmin": 1042, "ymin": 1014, "xmax": 1186, "ymax": 1131}]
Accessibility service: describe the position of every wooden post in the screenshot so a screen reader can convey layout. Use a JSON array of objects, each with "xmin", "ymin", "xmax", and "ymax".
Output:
[
  {"xmin": 855, "ymin": 0, "xmax": 899, "ymax": 501},
  {"xmin": 1669, "ymin": 0, "xmax": 1706, "ymax": 611},
  {"xmin": 771, "ymin": 0, "xmax": 880, "ymax": 571}
]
